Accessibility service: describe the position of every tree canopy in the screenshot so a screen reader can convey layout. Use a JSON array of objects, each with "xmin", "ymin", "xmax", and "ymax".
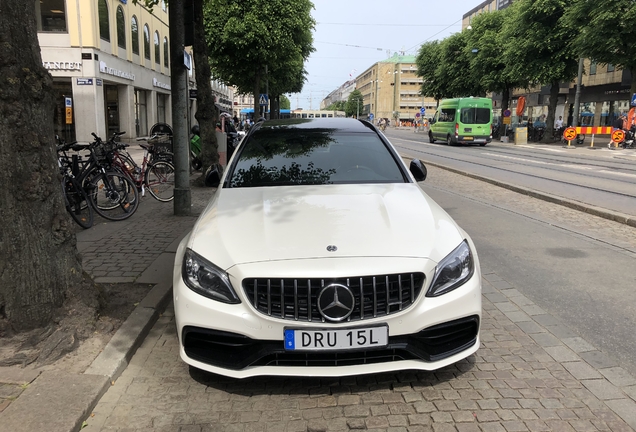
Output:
[
  {"xmin": 203, "ymin": 0, "xmax": 315, "ymax": 114},
  {"xmin": 566, "ymin": 0, "xmax": 636, "ymax": 93},
  {"xmin": 345, "ymin": 90, "xmax": 365, "ymax": 118}
]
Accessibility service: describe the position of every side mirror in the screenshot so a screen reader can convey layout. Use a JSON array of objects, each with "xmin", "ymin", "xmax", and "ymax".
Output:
[
  {"xmin": 409, "ymin": 159, "xmax": 427, "ymax": 182},
  {"xmin": 204, "ymin": 163, "xmax": 224, "ymax": 188}
]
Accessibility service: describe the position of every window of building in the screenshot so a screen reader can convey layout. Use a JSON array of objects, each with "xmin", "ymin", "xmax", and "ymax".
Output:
[
  {"xmin": 154, "ymin": 32, "xmax": 160, "ymax": 64},
  {"xmin": 607, "ymin": 63, "xmax": 615, "ymax": 72},
  {"xmin": 163, "ymin": 37, "xmax": 169, "ymax": 68},
  {"xmin": 131, "ymin": 16, "xmax": 139, "ymax": 55},
  {"xmin": 116, "ymin": 6, "xmax": 125, "ymax": 49},
  {"xmin": 36, "ymin": 0, "xmax": 67, "ymax": 32},
  {"xmin": 157, "ymin": 93, "xmax": 168, "ymax": 123},
  {"xmin": 161, "ymin": 0, "xmax": 167, "ymax": 12},
  {"xmin": 589, "ymin": 61, "xmax": 597, "ymax": 75},
  {"xmin": 98, "ymin": 0, "xmax": 109, "ymax": 41},
  {"xmin": 143, "ymin": 25, "xmax": 150, "ymax": 60}
]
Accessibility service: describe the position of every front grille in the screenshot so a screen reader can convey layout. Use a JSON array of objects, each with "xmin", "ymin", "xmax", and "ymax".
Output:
[
  {"xmin": 182, "ymin": 315, "xmax": 479, "ymax": 371},
  {"xmin": 243, "ymin": 273, "xmax": 425, "ymax": 323}
]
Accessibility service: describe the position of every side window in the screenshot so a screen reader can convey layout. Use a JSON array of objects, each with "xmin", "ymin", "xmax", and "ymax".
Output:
[
  {"xmin": 440, "ymin": 108, "xmax": 456, "ymax": 123},
  {"xmin": 98, "ymin": 0, "xmax": 109, "ymax": 41}
]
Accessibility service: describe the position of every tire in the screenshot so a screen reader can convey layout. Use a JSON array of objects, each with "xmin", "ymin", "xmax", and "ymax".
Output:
[
  {"xmin": 447, "ymin": 135, "xmax": 453, "ymax": 146},
  {"xmin": 87, "ymin": 171, "xmax": 139, "ymax": 221},
  {"xmin": 62, "ymin": 177, "xmax": 93, "ymax": 229},
  {"xmin": 145, "ymin": 160, "xmax": 175, "ymax": 202},
  {"xmin": 479, "ymin": 143, "xmax": 487, "ymax": 147},
  {"xmin": 429, "ymin": 131, "xmax": 435, "ymax": 143}
]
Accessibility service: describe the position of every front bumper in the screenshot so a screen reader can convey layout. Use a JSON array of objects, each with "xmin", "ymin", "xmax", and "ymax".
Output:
[{"xmin": 173, "ymin": 242, "xmax": 482, "ymax": 379}]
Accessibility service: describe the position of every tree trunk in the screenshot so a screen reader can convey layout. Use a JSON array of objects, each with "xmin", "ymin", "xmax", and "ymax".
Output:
[
  {"xmin": 631, "ymin": 67, "xmax": 636, "ymax": 95},
  {"xmin": 0, "ymin": 0, "xmax": 98, "ymax": 331},
  {"xmin": 192, "ymin": 0, "xmax": 218, "ymax": 177},
  {"xmin": 542, "ymin": 81, "xmax": 559, "ymax": 142}
]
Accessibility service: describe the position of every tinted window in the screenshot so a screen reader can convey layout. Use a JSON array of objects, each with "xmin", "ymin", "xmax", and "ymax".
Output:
[
  {"xmin": 116, "ymin": 6, "xmax": 126, "ymax": 49},
  {"xmin": 460, "ymin": 108, "xmax": 490, "ymax": 124},
  {"xmin": 143, "ymin": 25, "xmax": 150, "ymax": 59},
  {"xmin": 228, "ymin": 128, "xmax": 406, "ymax": 187},
  {"xmin": 131, "ymin": 16, "xmax": 139, "ymax": 54},
  {"xmin": 439, "ymin": 108, "xmax": 456, "ymax": 122},
  {"xmin": 154, "ymin": 32, "xmax": 160, "ymax": 64},
  {"xmin": 98, "ymin": 0, "xmax": 109, "ymax": 41},
  {"xmin": 37, "ymin": 0, "xmax": 67, "ymax": 32}
]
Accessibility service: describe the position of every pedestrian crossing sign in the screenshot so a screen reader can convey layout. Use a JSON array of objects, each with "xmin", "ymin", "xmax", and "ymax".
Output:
[{"xmin": 259, "ymin": 94, "xmax": 269, "ymax": 106}]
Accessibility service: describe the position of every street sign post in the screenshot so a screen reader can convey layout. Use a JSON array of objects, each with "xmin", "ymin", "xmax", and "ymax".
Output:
[
  {"xmin": 420, "ymin": 107, "xmax": 426, "ymax": 116},
  {"xmin": 563, "ymin": 126, "xmax": 577, "ymax": 148},
  {"xmin": 631, "ymin": 93, "xmax": 636, "ymax": 107},
  {"xmin": 259, "ymin": 94, "xmax": 268, "ymax": 106}
]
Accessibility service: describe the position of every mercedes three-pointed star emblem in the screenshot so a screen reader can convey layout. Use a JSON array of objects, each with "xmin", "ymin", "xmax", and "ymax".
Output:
[{"xmin": 317, "ymin": 283, "xmax": 355, "ymax": 322}]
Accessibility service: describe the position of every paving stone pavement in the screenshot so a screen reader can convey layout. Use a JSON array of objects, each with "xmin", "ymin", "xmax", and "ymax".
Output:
[
  {"xmin": 83, "ymin": 272, "xmax": 636, "ymax": 432},
  {"xmin": 80, "ymin": 163, "xmax": 636, "ymax": 432}
]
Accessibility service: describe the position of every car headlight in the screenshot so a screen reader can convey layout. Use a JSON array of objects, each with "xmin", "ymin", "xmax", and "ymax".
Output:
[
  {"xmin": 427, "ymin": 240, "xmax": 475, "ymax": 297},
  {"xmin": 182, "ymin": 248, "xmax": 240, "ymax": 304}
]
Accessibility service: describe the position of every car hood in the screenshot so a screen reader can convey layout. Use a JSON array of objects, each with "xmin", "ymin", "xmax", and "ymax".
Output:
[{"xmin": 189, "ymin": 183, "xmax": 464, "ymax": 270}]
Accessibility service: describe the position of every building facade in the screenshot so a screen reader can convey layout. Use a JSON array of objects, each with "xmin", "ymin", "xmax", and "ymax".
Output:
[
  {"xmin": 38, "ymin": 0, "xmax": 174, "ymax": 142},
  {"xmin": 355, "ymin": 54, "xmax": 437, "ymax": 123},
  {"xmin": 320, "ymin": 80, "xmax": 356, "ymax": 110}
]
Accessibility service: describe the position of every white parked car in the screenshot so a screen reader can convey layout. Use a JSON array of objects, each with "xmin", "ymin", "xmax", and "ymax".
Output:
[{"xmin": 173, "ymin": 118, "xmax": 481, "ymax": 379}]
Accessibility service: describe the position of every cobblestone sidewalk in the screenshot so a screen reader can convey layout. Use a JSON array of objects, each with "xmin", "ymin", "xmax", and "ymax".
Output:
[{"xmin": 84, "ymin": 272, "xmax": 636, "ymax": 432}]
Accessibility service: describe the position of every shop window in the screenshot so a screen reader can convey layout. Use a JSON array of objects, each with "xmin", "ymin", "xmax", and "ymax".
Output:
[
  {"xmin": 154, "ymin": 32, "xmax": 160, "ymax": 65},
  {"xmin": 131, "ymin": 16, "xmax": 139, "ymax": 55},
  {"xmin": 116, "ymin": 6, "xmax": 126, "ymax": 49},
  {"xmin": 607, "ymin": 63, "xmax": 615, "ymax": 72},
  {"xmin": 143, "ymin": 25, "xmax": 150, "ymax": 60},
  {"xmin": 157, "ymin": 94, "xmax": 167, "ymax": 123},
  {"xmin": 98, "ymin": 0, "xmax": 109, "ymax": 41},
  {"xmin": 589, "ymin": 61, "xmax": 597, "ymax": 75},
  {"xmin": 36, "ymin": 0, "xmax": 67, "ymax": 32},
  {"xmin": 163, "ymin": 37, "xmax": 169, "ymax": 68}
]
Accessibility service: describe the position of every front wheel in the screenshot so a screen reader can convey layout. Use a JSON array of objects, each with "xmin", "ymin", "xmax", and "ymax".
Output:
[
  {"xmin": 62, "ymin": 177, "xmax": 94, "ymax": 229},
  {"xmin": 447, "ymin": 135, "xmax": 453, "ymax": 146},
  {"xmin": 145, "ymin": 160, "xmax": 175, "ymax": 202},
  {"xmin": 87, "ymin": 171, "xmax": 139, "ymax": 221}
]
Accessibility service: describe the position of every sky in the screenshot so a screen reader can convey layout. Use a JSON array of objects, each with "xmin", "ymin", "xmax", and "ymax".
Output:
[{"xmin": 290, "ymin": 0, "xmax": 483, "ymax": 110}]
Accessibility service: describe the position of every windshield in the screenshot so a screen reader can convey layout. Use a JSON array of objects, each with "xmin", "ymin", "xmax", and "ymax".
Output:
[
  {"xmin": 460, "ymin": 108, "xmax": 491, "ymax": 125},
  {"xmin": 227, "ymin": 128, "xmax": 406, "ymax": 187}
]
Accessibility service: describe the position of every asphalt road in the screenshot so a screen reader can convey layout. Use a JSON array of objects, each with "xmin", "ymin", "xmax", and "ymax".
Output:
[{"xmin": 384, "ymin": 128, "xmax": 636, "ymax": 217}]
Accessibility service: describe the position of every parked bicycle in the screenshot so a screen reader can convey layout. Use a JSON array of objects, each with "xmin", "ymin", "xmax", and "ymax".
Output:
[
  {"xmin": 57, "ymin": 132, "xmax": 140, "ymax": 221},
  {"xmin": 111, "ymin": 134, "xmax": 175, "ymax": 202},
  {"xmin": 56, "ymin": 136, "xmax": 94, "ymax": 229}
]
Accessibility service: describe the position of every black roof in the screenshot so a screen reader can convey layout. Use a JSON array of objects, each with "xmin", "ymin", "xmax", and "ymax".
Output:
[{"xmin": 255, "ymin": 117, "xmax": 375, "ymax": 133}]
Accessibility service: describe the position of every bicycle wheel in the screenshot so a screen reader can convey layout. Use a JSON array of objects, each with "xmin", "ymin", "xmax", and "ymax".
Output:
[
  {"xmin": 87, "ymin": 171, "xmax": 139, "ymax": 220},
  {"xmin": 145, "ymin": 160, "xmax": 175, "ymax": 202},
  {"xmin": 62, "ymin": 177, "xmax": 94, "ymax": 229}
]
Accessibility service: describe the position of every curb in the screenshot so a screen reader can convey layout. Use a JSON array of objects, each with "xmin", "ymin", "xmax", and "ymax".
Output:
[{"xmin": 0, "ymin": 282, "xmax": 173, "ymax": 432}]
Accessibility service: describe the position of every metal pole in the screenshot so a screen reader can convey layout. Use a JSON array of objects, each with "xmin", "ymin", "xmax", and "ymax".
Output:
[{"xmin": 572, "ymin": 57, "xmax": 584, "ymax": 128}]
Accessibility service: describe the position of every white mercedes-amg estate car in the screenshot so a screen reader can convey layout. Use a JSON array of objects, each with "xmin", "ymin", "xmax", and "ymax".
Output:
[{"xmin": 173, "ymin": 118, "xmax": 481, "ymax": 379}]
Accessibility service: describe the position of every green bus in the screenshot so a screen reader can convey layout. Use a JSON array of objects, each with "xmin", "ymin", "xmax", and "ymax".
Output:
[{"xmin": 429, "ymin": 97, "xmax": 493, "ymax": 146}]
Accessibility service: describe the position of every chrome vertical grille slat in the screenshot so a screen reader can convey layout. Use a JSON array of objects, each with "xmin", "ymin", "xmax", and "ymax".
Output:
[{"xmin": 244, "ymin": 273, "xmax": 425, "ymax": 323}]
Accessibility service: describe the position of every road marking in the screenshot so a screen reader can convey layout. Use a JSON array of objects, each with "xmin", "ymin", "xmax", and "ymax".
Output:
[
  {"xmin": 599, "ymin": 170, "xmax": 636, "ymax": 179},
  {"xmin": 482, "ymin": 152, "xmax": 600, "ymax": 171}
]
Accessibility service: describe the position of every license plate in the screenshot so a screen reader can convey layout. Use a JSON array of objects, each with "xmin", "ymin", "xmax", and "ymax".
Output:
[
  {"xmin": 284, "ymin": 326, "xmax": 388, "ymax": 351},
  {"xmin": 464, "ymin": 136, "xmax": 474, "ymax": 140}
]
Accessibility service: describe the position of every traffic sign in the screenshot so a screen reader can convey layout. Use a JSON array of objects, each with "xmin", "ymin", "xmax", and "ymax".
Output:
[
  {"xmin": 611, "ymin": 129, "xmax": 625, "ymax": 143},
  {"xmin": 415, "ymin": 113, "xmax": 420, "ymax": 117},
  {"xmin": 259, "ymin": 94, "xmax": 269, "ymax": 106},
  {"xmin": 503, "ymin": 116, "xmax": 511, "ymax": 125},
  {"xmin": 631, "ymin": 93, "xmax": 636, "ymax": 107},
  {"xmin": 420, "ymin": 107, "xmax": 426, "ymax": 115},
  {"xmin": 369, "ymin": 113, "xmax": 374, "ymax": 121},
  {"xmin": 563, "ymin": 127, "xmax": 577, "ymax": 141},
  {"xmin": 503, "ymin": 109, "xmax": 511, "ymax": 117}
]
